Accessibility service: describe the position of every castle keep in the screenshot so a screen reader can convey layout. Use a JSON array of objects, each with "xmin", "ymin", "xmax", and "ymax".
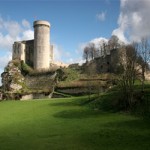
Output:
[{"xmin": 12, "ymin": 20, "xmax": 53, "ymax": 70}]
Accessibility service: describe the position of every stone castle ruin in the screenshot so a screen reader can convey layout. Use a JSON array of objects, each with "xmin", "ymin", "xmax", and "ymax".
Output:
[
  {"xmin": 12, "ymin": 20, "xmax": 53, "ymax": 70},
  {"xmin": 94, "ymin": 47, "xmax": 121, "ymax": 73},
  {"xmin": 0, "ymin": 20, "xmax": 58, "ymax": 100},
  {"xmin": 1, "ymin": 20, "xmax": 149, "ymax": 100},
  {"xmin": 83, "ymin": 43, "xmax": 121, "ymax": 74}
]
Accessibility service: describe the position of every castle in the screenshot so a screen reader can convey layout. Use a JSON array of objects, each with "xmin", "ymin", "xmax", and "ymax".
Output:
[{"xmin": 12, "ymin": 20, "xmax": 53, "ymax": 70}]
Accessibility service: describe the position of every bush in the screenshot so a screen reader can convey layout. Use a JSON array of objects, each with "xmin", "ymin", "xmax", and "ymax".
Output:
[
  {"xmin": 21, "ymin": 61, "xmax": 33, "ymax": 75},
  {"xmin": 90, "ymin": 91, "xmax": 121, "ymax": 112},
  {"xmin": 132, "ymin": 91, "xmax": 150, "ymax": 117},
  {"xmin": 12, "ymin": 59, "xmax": 21, "ymax": 69},
  {"xmin": 60, "ymin": 68, "xmax": 81, "ymax": 82}
]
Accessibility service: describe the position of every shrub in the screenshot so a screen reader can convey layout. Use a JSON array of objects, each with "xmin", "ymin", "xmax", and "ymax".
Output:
[
  {"xmin": 12, "ymin": 59, "xmax": 21, "ymax": 69},
  {"xmin": 21, "ymin": 61, "xmax": 33, "ymax": 75},
  {"xmin": 58, "ymin": 68, "xmax": 81, "ymax": 82},
  {"xmin": 90, "ymin": 91, "xmax": 121, "ymax": 112}
]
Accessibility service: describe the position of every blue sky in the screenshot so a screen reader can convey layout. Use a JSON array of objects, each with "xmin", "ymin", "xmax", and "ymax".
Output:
[
  {"xmin": 0, "ymin": 0, "xmax": 120, "ymax": 63},
  {"xmin": 0, "ymin": 0, "xmax": 150, "ymax": 83}
]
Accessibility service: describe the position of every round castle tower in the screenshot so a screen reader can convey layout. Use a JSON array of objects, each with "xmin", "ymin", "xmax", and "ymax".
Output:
[{"xmin": 33, "ymin": 20, "xmax": 50, "ymax": 70}]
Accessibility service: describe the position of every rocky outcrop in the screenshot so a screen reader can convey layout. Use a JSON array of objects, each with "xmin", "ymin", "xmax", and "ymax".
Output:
[
  {"xmin": 0, "ymin": 92, "xmax": 2, "ymax": 100},
  {"xmin": 1, "ymin": 60, "xmax": 56, "ymax": 100},
  {"xmin": 1, "ymin": 61, "xmax": 25, "ymax": 92}
]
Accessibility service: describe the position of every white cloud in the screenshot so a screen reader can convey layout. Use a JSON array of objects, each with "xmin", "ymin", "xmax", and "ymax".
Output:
[
  {"xmin": 53, "ymin": 37, "xmax": 108, "ymax": 67},
  {"xmin": 0, "ymin": 52, "xmax": 12, "ymax": 85},
  {"xmin": 120, "ymin": 0, "xmax": 128, "ymax": 7},
  {"xmin": 0, "ymin": 17, "xmax": 3, "ymax": 29},
  {"xmin": 74, "ymin": 37, "xmax": 108, "ymax": 65},
  {"xmin": 80, "ymin": 37, "xmax": 108, "ymax": 50},
  {"xmin": 0, "ymin": 33, "xmax": 15, "ymax": 50},
  {"xmin": 65, "ymin": 57, "xmax": 85, "ymax": 65},
  {"xmin": 5, "ymin": 21, "xmax": 21, "ymax": 38},
  {"xmin": 76, "ymin": 43, "xmax": 87, "ymax": 55},
  {"xmin": 96, "ymin": 11, "xmax": 106, "ymax": 21},
  {"xmin": 22, "ymin": 30, "xmax": 34, "ymax": 40},
  {"xmin": 0, "ymin": 16, "xmax": 34, "ymax": 51},
  {"xmin": 53, "ymin": 44, "xmax": 63, "ymax": 62},
  {"xmin": 0, "ymin": 16, "xmax": 34, "ymax": 85},
  {"xmin": 0, "ymin": 52, "xmax": 11, "ymax": 69},
  {"xmin": 112, "ymin": 28, "xmax": 127, "ymax": 43},
  {"xmin": 53, "ymin": 43, "xmax": 75, "ymax": 64},
  {"xmin": 22, "ymin": 19, "xmax": 30, "ymax": 29},
  {"xmin": 53, "ymin": 43, "xmax": 85, "ymax": 65},
  {"xmin": 90, "ymin": 37, "xmax": 108, "ymax": 48},
  {"xmin": 112, "ymin": 0, "xmax": 150, "ymax": 42}
]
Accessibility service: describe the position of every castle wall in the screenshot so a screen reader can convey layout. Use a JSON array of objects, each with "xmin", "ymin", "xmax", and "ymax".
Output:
[
  {"xmin": 24, "ymin": 40, "xmax": 34, "ymax": 67},
  {"xmin": 12, "ymin": 20, "xmax": 53, "ymax": 70},
  {"xmin": 95, "ymin": 55, "xmax": 111, "ymax": 73},
  {"xmin": 93, "ymin": 48, "xmax": 122, "ymax": 73},
  {"xmin": 34, "ymin": 20, "xmax": 50, "ymax": 70},
  {"xmin": 110, "ymin": 48, "xmax": 120, "ymax": 72},
  {"xmin": 12, "ymin": 42, "xmax": 25, "ymax": 62},
  {"xmin": 50, "ymin": 45, "xmax": 53, "ymax": 62}
]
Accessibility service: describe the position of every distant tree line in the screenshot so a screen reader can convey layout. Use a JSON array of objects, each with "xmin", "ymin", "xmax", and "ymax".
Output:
[
  {"xmin": 83, "ymin": 35, "xmax": 150, "ymax": 111},
  {"xmin": 83, "ymin": 35, "xmax": 123, "ymax": 62}
]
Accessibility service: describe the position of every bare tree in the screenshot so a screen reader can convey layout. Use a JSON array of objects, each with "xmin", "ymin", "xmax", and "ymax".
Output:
[
  {"xmin": 100, "ymin": 40, "xmax": 107, "ymax": 57},
  {"xmin": 89, "ymin": 43, "xmax": 96, "ymax": 60},
  {"xmin": 108, "ymin": 35, "xmax": 119, "ymax": 49},
  {"xmin": 118, "ymin": 44, "xmax": 139, "ymax": 109},
  {"xmin": 137, "ymin": 37, "xmax": 150, "ymax": 91},
  {"xmin": 83, "ymin": 43, "xmax": 97, "ymax": 62},
  {"xmin": 83, "ymin": 46, "xmax": 90, "ymax": 63}
]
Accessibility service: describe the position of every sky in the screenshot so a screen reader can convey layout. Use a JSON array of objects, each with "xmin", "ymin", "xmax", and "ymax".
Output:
[{"xmin": 0, "ymin": 0, "xmax": 150, "ymax": 85}]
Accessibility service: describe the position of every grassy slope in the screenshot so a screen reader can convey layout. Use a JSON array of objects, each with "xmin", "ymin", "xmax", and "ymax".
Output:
[{"xmin": 0, "ymin": 97, "xmax": 150, "ymax": 150}]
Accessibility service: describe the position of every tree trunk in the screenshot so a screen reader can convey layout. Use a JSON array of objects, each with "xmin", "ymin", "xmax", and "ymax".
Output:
[{"xmin": 141, "ymin": 65, "xmax": 145, "ymax": 92}]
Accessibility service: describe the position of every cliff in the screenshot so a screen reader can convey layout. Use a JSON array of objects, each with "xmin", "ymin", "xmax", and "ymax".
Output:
[{"xmin": 1, "ymin": 60, "xmax": 56, "ymax": 100}]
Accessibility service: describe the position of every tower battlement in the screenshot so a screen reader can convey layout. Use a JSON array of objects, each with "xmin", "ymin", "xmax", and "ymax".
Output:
[{"xmin": 33, "ymin": 20, "xmax": 50, "ymax": 27}]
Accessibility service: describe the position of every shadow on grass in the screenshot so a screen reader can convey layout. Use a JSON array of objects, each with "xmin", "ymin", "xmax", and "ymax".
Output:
[
  {"xmin": 50, "ymin": 96, "xmax": 96, "ymax": 107},
  {"xmin": 78, "ymin": 126, "xmax": 150, "ymax": 150},
  {"xmin": 50, "ymin": 101, "xmax": 78, "ymax": 107},
  {"xmin": 104, "ymin": 119, "xmax": 150, "ymax": 130},
  {"xmin": 53, "ymin": 109, "xmax": 107, "ymax": 119},
  {"xmin": 75, "ymin": 117, "xmax": 150, "ymax": 150}
]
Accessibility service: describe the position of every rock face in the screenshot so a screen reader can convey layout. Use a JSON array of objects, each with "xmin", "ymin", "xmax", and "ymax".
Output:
[
  {"xmin": 0, "ymin": 92, "xmax": 2, "ymax": 100},
  {"xmin": 1, "ymin": 61, "xmax": 25, "ymax": 92},
  {"xmin": 1, "ymin": 60, "xmax": 56, "ymax": 100}
]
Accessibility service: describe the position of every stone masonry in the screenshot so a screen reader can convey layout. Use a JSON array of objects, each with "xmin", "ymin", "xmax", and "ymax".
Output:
[{"xmin": 12, "ymin": 20, "xmax": 53, "ymax": 70}]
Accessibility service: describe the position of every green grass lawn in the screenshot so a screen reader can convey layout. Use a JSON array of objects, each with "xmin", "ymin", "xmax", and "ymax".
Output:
[{"xmin": 0, "ymin": 97, "xmax": 150, "ymax": 150}]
